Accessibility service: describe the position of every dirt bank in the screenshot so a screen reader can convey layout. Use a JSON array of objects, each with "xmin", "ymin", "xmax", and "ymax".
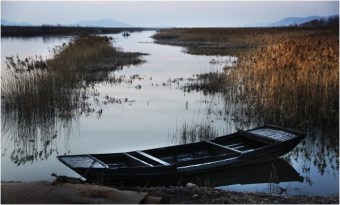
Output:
[
  {"xmin": 2, "ymin": 181, "xmax": 338, "ymax": 204},
  {"xmin": 1, "ymin": 181, "xmax": 160, "ymax": 204}
]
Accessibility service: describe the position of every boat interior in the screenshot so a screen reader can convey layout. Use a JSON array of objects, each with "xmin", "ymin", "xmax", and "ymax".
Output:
[
  {"xmin": 92, "ymin": 133, "xmax": 272, "ymax": 169},
  {"xmin": 212, "ymin": 133, "xmax": 271, "ymax": 152}
]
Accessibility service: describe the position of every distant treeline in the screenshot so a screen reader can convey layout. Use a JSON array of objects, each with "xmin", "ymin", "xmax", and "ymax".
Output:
[
  {"xmin": 1, "ymin": 25, "xmax": 158, "ymax": 37},
  {"xmin": 299, "ymin": 15, "xmax": 339, "ymax": 27}
]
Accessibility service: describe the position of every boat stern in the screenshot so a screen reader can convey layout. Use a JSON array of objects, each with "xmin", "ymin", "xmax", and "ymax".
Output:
[{"xmin": 57, "ymin": 155, "xmax": 107, "ymax": 170}]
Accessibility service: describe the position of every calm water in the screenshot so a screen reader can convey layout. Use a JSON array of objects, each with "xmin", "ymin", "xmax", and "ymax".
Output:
[{"xmin": 1, "ymin": 31, "xmax": 338, "ymax": 196}]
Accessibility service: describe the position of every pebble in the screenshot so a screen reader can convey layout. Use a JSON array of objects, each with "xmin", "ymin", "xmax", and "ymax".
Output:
[
  {"xmin": 192, "ymin": 194, "xmax": 199, "ymax": 199},
  {"xmin": 186, "ymin": 182, "xmax": 198, "ymax": 189}
]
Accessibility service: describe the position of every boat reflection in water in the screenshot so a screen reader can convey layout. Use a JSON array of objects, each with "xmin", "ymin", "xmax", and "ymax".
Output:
[{"xmin": 111, "ymin": 158, "xmax": 303, "ymax": 187}]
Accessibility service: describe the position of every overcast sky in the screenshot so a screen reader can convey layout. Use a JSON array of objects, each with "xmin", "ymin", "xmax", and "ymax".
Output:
[{"xmin": 1, "ymin": 1, "xmax": 339, "ymax": 27}]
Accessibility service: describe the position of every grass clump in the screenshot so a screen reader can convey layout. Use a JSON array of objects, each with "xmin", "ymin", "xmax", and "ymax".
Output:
[
  {"xmin": 185, "ymin": 72, "xmax": 229, "ymax": 95},
  {"xmin": 2, "ymin": 35, "xmax": 145, "ymax": 117},
  {"xmin": 169, "ymin": 122, "xmax": 220, "ymax": 145}
]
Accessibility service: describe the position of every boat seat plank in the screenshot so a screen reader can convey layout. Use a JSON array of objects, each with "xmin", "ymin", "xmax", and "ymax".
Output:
[
  {"xmin": 227, "ymin": 143, "xmax": 243, "ymax": 148},
  {"xmin": 233, "ymin": 145, "xmax": 246, "ymax": 149},
  {"xmin": 136, "ymin": 151, "xmax": 171, "ymax": 166},
  {"xmin": 160, "ymin": 156, "xmax": 176, "ymax": 164},
  {"xmin": 205, "ymin": 141, "xmax": 243, "ymax": 153},
  {"xmin": 123, "ymin": 153, "xmax": 154, "ymax": 167}
]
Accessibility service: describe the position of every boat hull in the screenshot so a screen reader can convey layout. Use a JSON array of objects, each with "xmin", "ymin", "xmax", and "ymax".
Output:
[{"xmin": 57, "ymin": 125, "xmax": 304, "ymax": 185}]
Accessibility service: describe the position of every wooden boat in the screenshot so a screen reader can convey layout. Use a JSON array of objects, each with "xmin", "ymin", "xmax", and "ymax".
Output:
[
  {"xmin": 122, "ymin": 32, "xmax": 130, "ymax": 37},
  {"xmin": 57, "ymin": 125, "xmax": 304, "ymax": 185}
]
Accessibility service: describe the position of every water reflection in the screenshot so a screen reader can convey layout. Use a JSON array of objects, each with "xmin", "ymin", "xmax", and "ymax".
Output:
[
  {"xmin": 2, "ymin": 113, "xmax": 73, "ymax": 166},
  {"xmin": 1, "ymin": 31, "xmax": 338, "ymax": 196},
  {"xmin": 114, "ymin": 158, "xmax": 303, "ymax": 191}
]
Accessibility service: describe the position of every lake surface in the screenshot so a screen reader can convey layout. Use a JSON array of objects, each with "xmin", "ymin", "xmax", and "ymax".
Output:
[{"xmin": 1, "ymin": 31, "xmax": 338, "ymax": 196}]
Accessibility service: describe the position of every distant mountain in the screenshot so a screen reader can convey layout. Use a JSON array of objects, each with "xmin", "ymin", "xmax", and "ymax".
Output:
[
  {"xmin": 1, "ymin": 19, "xmax": 31, "ymax": 26},
  {"xmin": 268, "ymin": 16, "xmax": 322, "ymax": 27},
  {"xmin": 76, "ymin": 19, "xmax": 132, "ymax": 27},
  {"xmin": 299, "ymin": 15, "xmax": 339, "ymax": 27}
]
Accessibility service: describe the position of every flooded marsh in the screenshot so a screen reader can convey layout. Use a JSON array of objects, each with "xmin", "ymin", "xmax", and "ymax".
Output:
[{"xmin": 1, "ymin": 29, "xmax": 339, "ymax": 196}]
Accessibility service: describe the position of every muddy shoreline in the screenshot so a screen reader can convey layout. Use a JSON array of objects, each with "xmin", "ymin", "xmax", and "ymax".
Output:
[
  {"xmin": 120, "ymin": 185, "xmax": 339, "ymax": 204},
  {"xmin": 2, "ymin": 181, "xmax": 338, "ymax": 204}
]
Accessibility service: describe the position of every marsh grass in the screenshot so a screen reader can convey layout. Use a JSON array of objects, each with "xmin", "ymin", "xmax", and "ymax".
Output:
[
  {"xmin": 1, "ymin": 35, "xmax": 146, "ymax": 165},
  {"xmin": 184, "ymin": 72, "xmax": 229, "ymax": 95},
  {"xmin": 152, "ymin": 28, "xmax": 297, "ymax": 56},
  {"xmin": 169, "ymin": 122, "xmax": 221, "ymax": 145},
  {"xmin": 228, "ymin": 28, "xmax": 338, "ymax": 130},
  {"xmin": 156, "ymin": 27, "xmax": 339, "ymax": 175},
  {"xmin": 157, "ymin": 27, "xmax": 339, "ymax": 130},
  {"xmin": 2, "ymin": 36, "xmax": 145, "ymax": 118}
]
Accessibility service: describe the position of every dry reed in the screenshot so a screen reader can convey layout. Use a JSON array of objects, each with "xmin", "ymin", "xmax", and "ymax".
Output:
[
  {"xmin": 156, "ymin": 27, "xmax": 339, "ymax": 130},
  {"xmin": 1, "ymin": 35, "xmax": 146, "ymax": 165},
  {"xmin": 156, "ymin": 27, "xmax": 339, "ymax": 173}
]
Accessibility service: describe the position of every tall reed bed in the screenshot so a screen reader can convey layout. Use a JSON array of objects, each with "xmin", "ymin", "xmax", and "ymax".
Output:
[
  {"xmin": 1, "ymin": 35, "xmax": 145, "ymax": 164},
  {"xmin": 239, "ymin": 29, "xmax": 339, "ymax": 173},
  {"xmin": 229, "ymin": 28, "xmax": 338, "ymax": 129},
  {"xmin": 155, "ymin": 27, "xmax": 339, "ymax": 173},
  {"xmin": 2, "ymin": 36, "xmax": 145, "ymax": 120},
  {"xmin": 157, "ymin": 27, "xmax": 339, "ymax": 129}
]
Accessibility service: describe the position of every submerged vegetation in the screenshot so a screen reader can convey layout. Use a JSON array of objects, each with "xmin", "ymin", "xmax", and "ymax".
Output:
[{"xmin": 1, "ymin": 35, "xmax": 146, "ymax": 165}]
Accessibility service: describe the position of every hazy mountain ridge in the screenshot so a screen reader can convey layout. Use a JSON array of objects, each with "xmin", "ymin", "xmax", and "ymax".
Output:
[
  {"xmin": 1, "ymin": 19, "xmax": 31, "ymax": 26},
  {"xmin": 268, "ymin": 16, "xmax": 322, "ymax": 27},
  {"xmin": 75, "ymin": 19, "xmax": 132, "ymax": 27},
  {"xmin": 1, "ymin": 18, "xmax": 132, "ymax": 27},
  {"xmin": 2, "ymin": 15, "xmax": 337, "ymax": 28},
  {"xmin": 299, "ymin": 15, "xmax": 339, "ymax": 27}
]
